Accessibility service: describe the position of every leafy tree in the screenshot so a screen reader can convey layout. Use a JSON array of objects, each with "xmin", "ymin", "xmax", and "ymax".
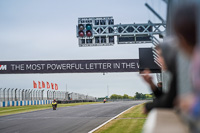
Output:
[
  {"xmin": 128, "ymin": 96, "xmax": 134, "ymax": 99},
  {"xmin": 135, "ymin": 92, "xmax": 154, "ymax": 99},
  {"xmin": 110, "ymin": 94, "xmax": 123, "ymax": 99},
  {"xmin": 135, "ymin": 92, "xmax": 141, "ymax": 99},
  {"xmin": 109, "ymin": 93, "xmax": 152, "ymax": 100},
  {"xmin": 141, "ymin": 94, "xmax": 146, "ymax": 99},
  {"xmin": 123, "ymin": 94, "xmax": 129, "ymax": 99}
]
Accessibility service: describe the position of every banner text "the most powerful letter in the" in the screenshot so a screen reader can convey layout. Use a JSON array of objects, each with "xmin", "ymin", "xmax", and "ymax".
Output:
[{"xmin": 0, "ymin": 59, "xmax": 139, "ymax": 74}]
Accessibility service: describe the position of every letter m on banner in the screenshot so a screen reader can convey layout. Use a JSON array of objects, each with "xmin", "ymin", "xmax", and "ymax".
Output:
[{"xmin": 0, "ymin": 65, "xmax": 7, "ymax": 70}]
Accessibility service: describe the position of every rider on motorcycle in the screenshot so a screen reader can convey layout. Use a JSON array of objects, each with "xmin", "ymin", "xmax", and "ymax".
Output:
[
  {"xmin": 103, "ymin": 98, "xmax": 106, "ymax": 103},
  {"xmin": 52, "ymin": 99, "xmax": 57, "ymax": 110}
]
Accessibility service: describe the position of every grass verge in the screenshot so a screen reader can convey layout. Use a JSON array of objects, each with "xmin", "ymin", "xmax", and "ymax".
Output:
[
  {"xmin": 0, "ymin": 102, "xmax": 100, "ymax": 116},
  {"xmin": 94, "ymin": 103, "xmax": 147, "ymax": 133}
]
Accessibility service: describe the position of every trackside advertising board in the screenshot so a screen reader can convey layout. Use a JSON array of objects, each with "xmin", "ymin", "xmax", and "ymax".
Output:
[{"xmin": 0, "ymin": 59, "xmax": 139, "ymax": 74}]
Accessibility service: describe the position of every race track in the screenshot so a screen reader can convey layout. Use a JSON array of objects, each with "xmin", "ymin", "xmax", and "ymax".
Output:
[{"xmin": 0, "ymin": 101, "xmax": 145, "ymax": 133}]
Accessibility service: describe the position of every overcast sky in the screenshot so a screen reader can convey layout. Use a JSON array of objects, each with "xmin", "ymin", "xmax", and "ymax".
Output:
[{"xmin": 0, "ymin": 0, "xmax": 167, "ymax": 97}]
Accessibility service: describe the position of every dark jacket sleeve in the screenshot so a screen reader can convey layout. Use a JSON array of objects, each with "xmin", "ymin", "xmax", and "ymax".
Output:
[
  {"xmin": 145, "ymin": 74, "xmax": 177, "ymax": 112},
  {"xmin": 152, "ymin": 87, "xmax": 163, "ymax": 98}
]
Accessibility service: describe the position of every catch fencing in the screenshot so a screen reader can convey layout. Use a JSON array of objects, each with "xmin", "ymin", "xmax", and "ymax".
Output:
[{"xmin": 0, "ymin": 88, "xmax": 96, "ymax": 107}]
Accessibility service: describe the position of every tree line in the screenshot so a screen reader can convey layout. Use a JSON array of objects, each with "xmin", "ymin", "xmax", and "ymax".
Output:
[{"xmin": 109, "ymin": 92, "xmax": 153, "ymax": 100}]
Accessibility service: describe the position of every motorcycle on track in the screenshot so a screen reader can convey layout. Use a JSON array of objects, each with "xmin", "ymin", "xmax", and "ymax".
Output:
[{"xmin": 52, "ymin": 99, "xmax": 57, "ymax": 110}]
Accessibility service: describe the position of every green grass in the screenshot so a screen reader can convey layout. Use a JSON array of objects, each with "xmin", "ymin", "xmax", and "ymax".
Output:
[
  {"xmin": 0, "ymin": 102, "xmax": 100, "ymax": 116},
  {"xmin": 95, "ymin": 104, "xmax": 147, "ymax": 133},
  {"xmin": 119, "ymin": 103, "xmax": 147, "ymax": 118}
]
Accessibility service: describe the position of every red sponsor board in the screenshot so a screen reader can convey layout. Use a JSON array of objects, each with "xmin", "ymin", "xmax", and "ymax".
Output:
[
  {"xmin": 33, "ymin": 81, "xmax": 58, "ymax": 90},
  {"xmin": 51, "ymin": 83, "xmax": 54, "ymax": 90},
  {"xmin": 55, "ymin": 84, "xmax": 58, "ymax": 90},
  {"xmin": 42, "ymin": 81, "xmax": 45, "ymax": 88},
  {"xmin": 33, "ymin": 81, "xmax": 37, "ymax": 88},
  {"xmin": 38, "ymin": 81, "xmax": 41, "ymax": 89},
  {"xmin": 47, "ymin": 82, "xmax": 50, "ymax": 89}
]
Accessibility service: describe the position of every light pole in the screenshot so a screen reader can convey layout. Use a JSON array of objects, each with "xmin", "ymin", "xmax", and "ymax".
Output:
[
  {"xmin": 66, "ymin": 84, "xmax": 68, "ymax": 93},
  {"xmin": 0, "ymin": 88, "xmax": 2, "ymax": 101},
  {"xmin": 107, "ymin": 85, "xmax": 109, "ymax": 98}
]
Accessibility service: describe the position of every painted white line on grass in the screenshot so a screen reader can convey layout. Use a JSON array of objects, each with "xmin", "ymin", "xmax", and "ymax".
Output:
[{"xmin": 88, "ymin": 104, "xmax": 140, "ymax": 133}]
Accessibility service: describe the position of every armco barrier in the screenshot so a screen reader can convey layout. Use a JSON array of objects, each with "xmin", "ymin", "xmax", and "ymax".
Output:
[{"xmin": 0, "ymin": 100, "xmax": 52, "ymax": 107}]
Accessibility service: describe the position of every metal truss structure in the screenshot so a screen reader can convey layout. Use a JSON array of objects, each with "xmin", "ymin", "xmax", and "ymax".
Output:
[
  {"xmin": 77, "ymin": 18, "xmax": 166, "ymax": 47},
  {"xmin": 92, "ymin": 21, "xmax": 166, "ymax": 37}
]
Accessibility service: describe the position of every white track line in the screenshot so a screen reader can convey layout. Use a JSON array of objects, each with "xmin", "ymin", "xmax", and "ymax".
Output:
[{"xmin": 88, "ymin": 104, "xmax": 139, "ymax": 133}]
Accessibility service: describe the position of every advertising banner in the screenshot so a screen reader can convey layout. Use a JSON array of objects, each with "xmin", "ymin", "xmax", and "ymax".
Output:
[{"xmin": 0, "ymin": 59, "xmax": 139, "ymax": 74}]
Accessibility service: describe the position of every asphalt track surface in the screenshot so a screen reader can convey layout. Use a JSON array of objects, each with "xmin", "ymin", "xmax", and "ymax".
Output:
[{"xmin": 0, "ymin": 101, "xmax": 145, "ymax": 133}]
